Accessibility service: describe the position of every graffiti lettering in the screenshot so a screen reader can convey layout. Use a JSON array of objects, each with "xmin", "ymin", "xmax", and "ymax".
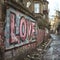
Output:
[
  {"xmin": 8, "ymin": 12, "xmax": 36, "ymax": 44},
  {"xmin": 27, "ymin": 20, "xmax": 32, "ymax": 40},
  {"xmin": 20, "ymin": 17, "xmax": 27, "ymax": 41},
  {"xmin": 10, "ymin": 12, "xmax": 16, "ymax": 43}
]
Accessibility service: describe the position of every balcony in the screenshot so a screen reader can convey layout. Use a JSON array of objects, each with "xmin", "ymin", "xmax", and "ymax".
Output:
[
  {"xmin": 43, "ymin": 10, "xmax": 48, "ymax": 14},
  {"xmin": 34, "ymin": 13, "xmax": 43, "ymax": 17}
]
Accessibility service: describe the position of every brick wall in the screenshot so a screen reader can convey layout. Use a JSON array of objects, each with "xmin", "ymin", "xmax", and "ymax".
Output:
[
  {"xmin": 4, "ymin": 29, "xmax": 46, "ymax": 60},
  {"xmin": 37, "ymin": 29, "xmax": 45, "ymax": 45},
  {"xmin": 0, "ymin": 4, "xmax": 4, "ymax": 38},
  {"xmin": 4, "ymin": 42, "xmax": 36, "ymax": 60},
  {"xmin": 0, "ymin": 1, "xmax": 49, "ymax": 60}
]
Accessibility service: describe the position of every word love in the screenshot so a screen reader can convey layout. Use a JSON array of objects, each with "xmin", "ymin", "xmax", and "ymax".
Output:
[{"xmin": 10, "ymin": 12, "xmax": 36, "ymax": 43}]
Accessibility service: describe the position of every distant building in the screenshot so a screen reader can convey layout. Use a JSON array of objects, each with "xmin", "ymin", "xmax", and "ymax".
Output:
[
  {"xmin": 53, "ymin": 10, "xmax": 60, "ymax": 34},
  {"xmin": 49, "ymin": 19, "xmax": 55, "ymax": 33}
]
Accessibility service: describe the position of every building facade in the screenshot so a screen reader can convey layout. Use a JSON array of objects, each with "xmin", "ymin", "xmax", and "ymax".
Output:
[
  {"xmin": 54, "ymin": 11, "xmax": 60, "ymax": 34},
  {"xmin": 17, "ymin": 0, "xmax": 49, "ymax": 27},
  {"xmin": 0, "ymin": 0, "xmax": 49, "ymax": 60}
]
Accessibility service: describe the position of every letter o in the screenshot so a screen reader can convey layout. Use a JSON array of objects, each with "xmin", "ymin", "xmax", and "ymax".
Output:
[{"xmin": 20, "ymin": 17, "xmax": 27, "ymax": 41}]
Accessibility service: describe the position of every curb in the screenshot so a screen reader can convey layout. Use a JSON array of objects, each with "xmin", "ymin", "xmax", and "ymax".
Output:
[{"xmin": 44, "ymin": 38, "xmax": 52, "ymax": 49}]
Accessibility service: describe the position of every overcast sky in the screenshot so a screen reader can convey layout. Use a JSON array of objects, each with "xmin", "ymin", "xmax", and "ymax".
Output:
[{"xmin": 47, "ymin": 0, "xmax": 60, "ymax": 18}]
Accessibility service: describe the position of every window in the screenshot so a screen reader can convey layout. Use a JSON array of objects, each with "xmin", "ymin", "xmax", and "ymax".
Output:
[
  {"xmin": 26, "ymin": 1, "xmax": 31, "ymax": 8},
  {"xmin": 43, "ymin": 4, "xmax": 46, "ymax": 10},
  {"xmin": 34, "ymin": 3, "xmax": 40, "ymax": 13},
  {"xmin": 43, "ymin": 15, "xmax": 46, "ymax": 19}
]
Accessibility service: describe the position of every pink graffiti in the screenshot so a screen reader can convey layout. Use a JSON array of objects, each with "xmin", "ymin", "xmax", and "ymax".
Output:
[
  {"xmin": 10, "ymin": 13, "xmax": 16, "ymax": 43},
  {"xmin": 10, "ymin": 13, "xmax": 36, "ymax": 44},
  {"xmin": 20, "ymin": 17, "xmax": 27, "ymax": 41}
]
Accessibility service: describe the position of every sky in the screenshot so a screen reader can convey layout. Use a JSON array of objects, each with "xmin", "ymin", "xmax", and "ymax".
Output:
[{"xmin": 47, "ymin": 0, "xmax": 60, "ymax": 18}]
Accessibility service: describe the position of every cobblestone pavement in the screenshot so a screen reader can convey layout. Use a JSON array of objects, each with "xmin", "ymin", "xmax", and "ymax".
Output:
[
  {"xmin": 43, "ymin": 34, "xmax": 60, "ymax": 60},
  {"xmin": 24, "ymin": 34, "xmax": 60, "ymax": 60}
]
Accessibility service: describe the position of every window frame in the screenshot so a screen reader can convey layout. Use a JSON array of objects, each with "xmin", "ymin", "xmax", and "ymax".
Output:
[{"xmin": 34, "ymin": 3, "xmax": 40, "ymax": 13}]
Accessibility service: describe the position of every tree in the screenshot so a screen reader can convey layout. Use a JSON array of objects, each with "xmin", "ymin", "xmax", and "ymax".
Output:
[{"xmin": 37, "ymin": 18, "xmax": 50, "ymax": 30}]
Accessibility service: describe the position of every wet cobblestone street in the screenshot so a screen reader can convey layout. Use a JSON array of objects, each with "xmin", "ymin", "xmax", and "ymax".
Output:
[
  {"xmin": 24, "ymin": 34, "xmax": 60, "ymax": 60},
  {"xmin": 43, "ymin": 34, "xmax": 60, "ymax": 60}
]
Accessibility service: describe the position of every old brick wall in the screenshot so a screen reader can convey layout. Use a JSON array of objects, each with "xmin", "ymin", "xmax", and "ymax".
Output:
[
  {"xmin": 0, "ymin": 1, "xmax": 49, "ymax": 60},
  {"xmin": 5, "ymin": 42, "xmax": 36, "ymax": 60},
  {"xmin": 0, "ymin": 4, "xmax": 3, "ymax": 33},
  {"xmin": 37, "ymin": 29, "xmax": 45, "ymax": 46},
  {"xmin": 4, "ymin": 29, "xmax": 46, "ymax": 60}
]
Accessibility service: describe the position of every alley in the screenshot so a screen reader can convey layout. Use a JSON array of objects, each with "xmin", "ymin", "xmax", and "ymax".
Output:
[
  {"xmin": 23, "ymin": 34, "xmax": 60, "ymax": 60},
  {"xmin": 0, "ymin": 0, "xmax": 60, "ymax": 60},
  {"xmin": 43, "ymin": 34, "xmax": 60, "ymax": 60}
]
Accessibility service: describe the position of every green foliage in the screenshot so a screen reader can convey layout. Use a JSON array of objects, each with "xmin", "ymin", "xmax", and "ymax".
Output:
[{"xmin": 37, "ymin": 19, "xmax": 50, "ymax": 30}]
